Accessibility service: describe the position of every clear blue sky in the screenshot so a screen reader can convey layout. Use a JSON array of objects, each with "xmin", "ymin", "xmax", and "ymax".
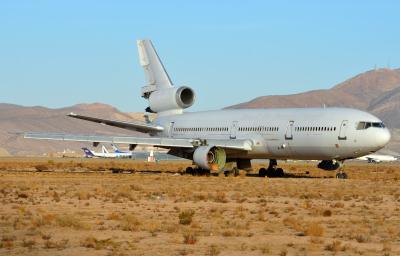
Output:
[{"xmin": 0, "ymin": 1, "xmax": 399, "ymax": 112}]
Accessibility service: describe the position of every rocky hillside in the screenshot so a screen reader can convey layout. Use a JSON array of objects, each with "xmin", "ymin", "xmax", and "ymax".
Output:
[
  {"xmin": 0, "ymin": 103, "xmax": 145, "ymax": 155},
  {"xmin": 230, "ymin": 68, "xmax": 400, "ymax": 129}
]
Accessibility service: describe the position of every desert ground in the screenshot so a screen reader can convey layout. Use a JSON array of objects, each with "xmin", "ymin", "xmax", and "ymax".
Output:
[{"xmin": 0, "ymin": 157, "xmax": 399, "ymax": 256}]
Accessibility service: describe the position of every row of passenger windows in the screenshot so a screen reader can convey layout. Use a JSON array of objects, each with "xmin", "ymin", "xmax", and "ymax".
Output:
[
  {"xmin": 175, "ymin": 127, "xmax": 228, "ymax": 132},
  {"xmin": 295, "ymin": 126, "xmax": 336, "ymax": 132},
  {"xmin": 239, "ymin": 127, "xmax": 279, "ymax": 132}
]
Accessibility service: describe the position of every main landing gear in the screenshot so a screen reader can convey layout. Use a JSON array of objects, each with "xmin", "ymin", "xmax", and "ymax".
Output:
[
  {"xmin": 185, "ymin": 167, "xmax": 211, "ymax": 176},
  {"xmin": 258, "ymin": 159, "xmax": 284, "ymax": 177}
]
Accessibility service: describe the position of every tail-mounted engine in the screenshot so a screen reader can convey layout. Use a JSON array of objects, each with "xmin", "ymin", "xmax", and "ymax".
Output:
[
  {"xmin": 144, "ymin": 86, "xmax": 195, "ymax": 113},
  {"xmin": 193, "ymin": 146, "xmax": 226, "ymax": 171}
]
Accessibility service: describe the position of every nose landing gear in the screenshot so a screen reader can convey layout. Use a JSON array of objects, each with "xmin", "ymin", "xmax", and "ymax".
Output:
[{"xmin": 335, "ymin": 168, "xmax": 348, "ymax": 179}]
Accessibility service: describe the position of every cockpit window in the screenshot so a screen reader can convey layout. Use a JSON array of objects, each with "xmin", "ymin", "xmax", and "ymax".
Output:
[{"xmin": 357, "ymin": 121, "xmax": 385, "ymax": 130}]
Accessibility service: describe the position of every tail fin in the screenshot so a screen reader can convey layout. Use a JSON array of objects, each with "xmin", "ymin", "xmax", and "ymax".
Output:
[
  {"xmin": 82, "ymin": 148, "xmax": 95, "ymax": 157},
  {"xmin": 101, "ymin": 145, "xmax": 109, "ymax": 154},
  {"xmin": 111, "ymin": 144, "xmax": 123, "ymax": 153},
  {"xmin": 137, "ymin": 40, "xmax": 173, "ymax": 97}
]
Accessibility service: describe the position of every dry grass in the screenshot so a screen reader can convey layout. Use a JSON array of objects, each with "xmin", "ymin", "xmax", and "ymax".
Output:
[{"xmin": 0, "ymin": 157, "xmax": 399, "ymax": 255}]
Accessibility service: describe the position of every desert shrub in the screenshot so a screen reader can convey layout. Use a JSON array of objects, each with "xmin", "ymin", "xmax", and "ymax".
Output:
[
  {"xmin": 354, "ymin": 233, "xmax": 370, "ymax": 243},
  {"xmin": 56, "ymin": 214, "xmax": 84, "ymax": 229},
  {"xmin": 1, "ymin": 235, "xmax": 16, "ymax": 249},
  {"xmin": 322, "ymin": 209, "xmax": 332, "ymax": 217},
  {"xmin": 107, "ymin": 212, "xmax": 121, "ymax": 220},
  {"xmin": 325, "ymin": 240, "xmax": 342, "ymax": 252},
  {"xmin": 17, "ymin": 192, "xmax": 29, "ymax": 199},
  {"xmin": 44, "ymin": 239, "xmax": 69, "ymax": 249},
  {"xmin": 120, "ymin": 214, "xmax": 140, "ymax": 231},
  {"xmin": 80, "ymin": 236, "xmax": 116, "ymax": 250},
  {"xmin": 304, "ymin": 223, "xmax": 324, "ymax": 237},
  {"xmin": 282, "ymin": 217, "xmax": 303, "ymax": 232},
  {"xmin": 179, "ymin": 209, "xmax": 195, "ymax": 225},
  {"xmin": 208, "ymin": 244, "xmax": 221, "ymax": 256},
  {"xmin": 34, "ymin": 164, "xmax": 49, "ymax": 172},
  {"xmin": 21, "ymin": 239, "xmax": 36, "ymax": 249},
  {"xmin": 183, "ymin": 230, "xmax": 197, "ymax": 244},
  {"xmin": 214, "ymin": 191, "xmax": 228, "ymax": 203}
]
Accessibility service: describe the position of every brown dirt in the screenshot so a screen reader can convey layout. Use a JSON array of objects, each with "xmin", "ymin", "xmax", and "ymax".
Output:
[{"xmin": 0, "ymin": 157, "xmax": 399, "ymax": 255}]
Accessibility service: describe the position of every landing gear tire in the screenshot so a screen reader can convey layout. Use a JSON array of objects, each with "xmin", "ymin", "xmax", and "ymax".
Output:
[
  {"xmin": 224, "ymin": 167, "xmax": 239, "ymax": 177},
  {"xmin": 336, "ymin": 172, "xmax": 348, "ymax": 179},
  {"xmin": 276, "ymin": 168, "xmax": 284, "ymax": 177},
  {"xmin": 262, "ymin": 167, "xmax": 285, "ymax": 178},
  {"xmin": 259, "ymin": 168, "xmax": 267, "ymax": 177},
  {"xmin": 233, "ymin": 167, "xmax": 240, "ymax": 177},
  {"xmin": 185, "ymin": 167, "xmax": 194, "ymax": 175}
]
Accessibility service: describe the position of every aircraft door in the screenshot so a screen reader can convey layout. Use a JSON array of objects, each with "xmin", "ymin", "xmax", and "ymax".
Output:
[
  {"xmin": 338, "ymin": 120, "xmax": 348, "ymax": 140},
  {"xmin": 230, "ymin": 121, "xmax": 238, "ymax": 139},
  {"xmin": 168, "ymin": 122, "xmax": 175, "ymax": 138},
  {"xmin": 285, "ymin": 121, "xmax": 294, "ymax": 140}
]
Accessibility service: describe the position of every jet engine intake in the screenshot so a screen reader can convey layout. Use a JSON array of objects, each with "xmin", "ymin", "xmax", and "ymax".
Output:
[
  {"xmin": 147, "ymin": 86, "xmax": 195, "ymax": 113},
  {"xmin": 193, "ymin": 146, "xmax": 226, "ymax": 171},
  {"xmin": 317, "ymin": 160, "xmax": 341, "ymax": 171}
]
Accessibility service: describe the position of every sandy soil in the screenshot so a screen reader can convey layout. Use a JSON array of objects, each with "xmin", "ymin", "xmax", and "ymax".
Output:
[{"xmin": 0, "ymin": 158, "xmax": 399, "ymax": 255}]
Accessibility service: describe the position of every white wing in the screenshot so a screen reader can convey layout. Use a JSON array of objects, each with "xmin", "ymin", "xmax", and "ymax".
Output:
[{"xmin": 23, "ymin": 132, "xmax": 253, "ymax": 151}]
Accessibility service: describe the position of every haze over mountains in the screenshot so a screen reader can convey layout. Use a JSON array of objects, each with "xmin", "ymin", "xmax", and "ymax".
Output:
[{"xmin": 0, "ymin": 68, "xmax": 399, "ymax": 155}]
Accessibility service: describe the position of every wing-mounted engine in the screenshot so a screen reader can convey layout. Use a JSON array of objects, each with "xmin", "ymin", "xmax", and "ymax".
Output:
[
  {"xmin": 193, "ymin": 146, "xmax": 226, "ymax": 171},
  {"xmin": 137, "ymin": 39, "xmax": 195, "ymax": 115}
]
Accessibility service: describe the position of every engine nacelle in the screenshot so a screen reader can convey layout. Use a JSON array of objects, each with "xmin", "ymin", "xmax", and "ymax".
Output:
[
  {"xmin": 147, "ymin": 86, "xmax": 195, "ymax": 113},
  {"xmin": 317, "ymin": 160, "xmax": 341, "ymax": 171},
  {"xmin": 193, "ymin": 146, "xmax": 226, "ymax": 171}
]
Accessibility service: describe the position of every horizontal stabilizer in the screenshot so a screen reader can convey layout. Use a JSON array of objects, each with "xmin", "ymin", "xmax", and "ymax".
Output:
[{"xmin": 67, "ymin": 113, "xmax": 163, "ymax": 133}]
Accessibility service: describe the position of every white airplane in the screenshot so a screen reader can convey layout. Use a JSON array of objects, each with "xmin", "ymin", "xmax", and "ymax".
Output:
[
  {"xmin": 24, "ymin": 39, "xmax": 391, "ymax": 177},
  {"xmin": 357, "ymin": 154, "xmax": 397, "ymax": 163},
  {"xmin": 82, "ymin": 145, "xmax": 132, "ymax": 158}
]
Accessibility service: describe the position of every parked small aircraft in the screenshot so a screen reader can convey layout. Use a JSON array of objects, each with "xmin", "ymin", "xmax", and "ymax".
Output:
[
  {"xmin": 82, "ymin": 145, "xmax": 132, "ymax": 158},
  {"xmin": 357, "ymin": 154, "xmax": 397, "ymax": 163}
]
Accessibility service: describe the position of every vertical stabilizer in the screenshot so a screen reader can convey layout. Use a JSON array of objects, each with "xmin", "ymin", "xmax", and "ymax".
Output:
[
  {"xmin": 101, "ymin": 145, "xmax": 109, "ymax": 154},
  {"xmin": 137, "ymin": 40, "xmax": 173, "ymax": 98},
  {"xmin": 137, "ymin": 39, "xmax": 196, "ymax": 115},
  {"xmin": 82, "ymin": 148, "xmax": 95, "ymax": 158}
]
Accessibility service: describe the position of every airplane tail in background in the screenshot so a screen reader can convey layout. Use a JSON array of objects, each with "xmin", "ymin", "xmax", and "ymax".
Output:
[
  {"xmin": 82, "ymin": 148, "xmax": 95, "ymax": 158},
  {"xmin": 111, "ymin": 144, "xmax": 123, "ymax": 153},
  {"xmin": 101, "ymin": 145, "xmax": 109, "ymax": 154}
]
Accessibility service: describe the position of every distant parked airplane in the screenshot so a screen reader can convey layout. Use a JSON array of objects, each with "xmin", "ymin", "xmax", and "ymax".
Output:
[
  {"xmin": 24, "ymin": 39, "xmax": 391, "ymax": 177},
  {"xmin": 357, "ymin": 154, "xmax": 397, "ymax": 163},
  {"xmin": 82, "ymin": 145, "xmax": 132, "ymax": 158}
]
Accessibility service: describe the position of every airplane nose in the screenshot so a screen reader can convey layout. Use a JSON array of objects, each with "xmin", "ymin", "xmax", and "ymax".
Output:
[{"xmin": 377, "ymin": 129, "xmax": 391, "ymax": 147}]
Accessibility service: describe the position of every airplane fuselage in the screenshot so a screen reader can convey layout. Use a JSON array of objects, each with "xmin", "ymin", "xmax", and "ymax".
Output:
[{"xmin": 155, "ymin": 107, "xmax": 390, "ymax": 161}]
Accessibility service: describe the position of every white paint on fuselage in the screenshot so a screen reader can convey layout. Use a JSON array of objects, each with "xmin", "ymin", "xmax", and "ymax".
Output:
[{"xmin": 154, "ymin": 108, "xmax": 391, "ymax": 161}]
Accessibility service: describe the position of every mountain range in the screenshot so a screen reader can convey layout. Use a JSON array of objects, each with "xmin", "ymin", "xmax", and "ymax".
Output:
[{"xmin": 1, "ymin": 68, "xmax": 399, "ymax": 155}]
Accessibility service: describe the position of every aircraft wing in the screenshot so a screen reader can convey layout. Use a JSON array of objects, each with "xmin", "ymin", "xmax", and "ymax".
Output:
[
  {"xmin": 67, "ymin": 113, "xmax": 163, "ymax": 133},
  {"xmin": 23, "ymin": 132, "xmax": 253, "ymax": 151}
]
